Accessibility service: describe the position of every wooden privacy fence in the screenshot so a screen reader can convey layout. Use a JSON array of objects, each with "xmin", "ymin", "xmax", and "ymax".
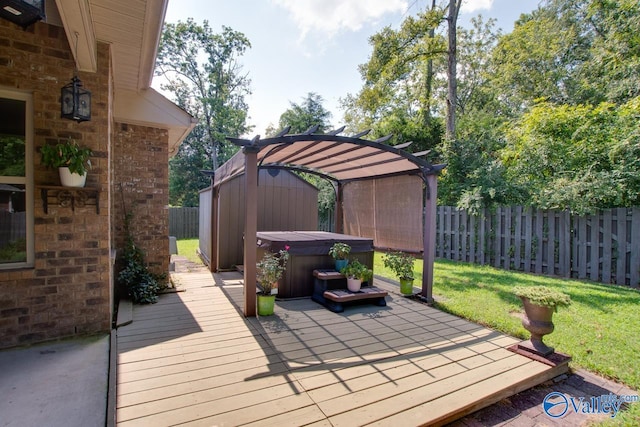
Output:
[
  {"xmin": 436, "ymin": 206, "xmax": 640, "ymax": 287},
  {"xmin": 169, "ymin": 207, "xmax": 199, "ymax": 239}
]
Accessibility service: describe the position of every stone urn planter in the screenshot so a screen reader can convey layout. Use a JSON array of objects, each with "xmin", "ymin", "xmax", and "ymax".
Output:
[{"xmin": 514, "ymin": 286, "xmax": 571, "ymax": 356}]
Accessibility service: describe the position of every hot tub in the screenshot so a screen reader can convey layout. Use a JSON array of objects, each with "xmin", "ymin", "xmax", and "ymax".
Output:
[{"xmin": 256, "ymin": 231, "xmax": 374, "ymax": 298}]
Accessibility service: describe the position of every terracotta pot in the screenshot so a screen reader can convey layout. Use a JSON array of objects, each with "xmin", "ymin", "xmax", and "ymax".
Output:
[{"xmin": 520, "ymin": 297, "xmax": 556, "ymax": 356}]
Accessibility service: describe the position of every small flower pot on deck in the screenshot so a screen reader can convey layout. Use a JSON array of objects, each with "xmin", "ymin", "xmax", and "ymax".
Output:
[
  {"xmin": 346, "ymin": 277, "xmax": 362, "ymax": 292},
  {"xmin": 257, "ymin": 294, "xmax": 276, "ymax": 316},
  {"xmin": 400, "ymin": 278, "xmax": 414, "ymax": 295}
]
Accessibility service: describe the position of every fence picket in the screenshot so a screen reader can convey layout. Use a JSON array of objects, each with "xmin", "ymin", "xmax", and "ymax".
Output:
[
  {"xmin": 435, "ymin": 206, "xmax": 639, "ymax": 288},
  {"xmin": 523, "ymin": 207, "xmax": 532, "ymax": 273},
  {"xmin": 631, "ymin": 208, "xmax": 640, "ymax": 287},
  {"xmin": 590, "ymin": 211, "xmax": 600, "ymax": 282}
]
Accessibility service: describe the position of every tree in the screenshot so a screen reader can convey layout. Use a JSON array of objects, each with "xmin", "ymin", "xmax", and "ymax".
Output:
[
  {"xmin": 156, "ymin": 19, "xmax": 252, "ymax": 206},
  {"xmin": 277, "ymin": 92, "xmax": 332, "ymax": 134},
  {"xmin": 445, "ymin": 0, "xmax": 462, "ymax": 140},
  {"xmin": 341, "ymin": 5, "xmax": 447, "ymax": 153},
  {"xmin": 501, "ymin": 98, "xmax": 640, "ymax": 214},
  {"xmin": 275, "ymin": 92, "xmax": 335, "ymax": 227}
]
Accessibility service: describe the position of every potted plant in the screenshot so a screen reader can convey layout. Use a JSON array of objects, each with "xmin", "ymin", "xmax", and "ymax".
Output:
[
  {"xmin": 40, "ymin": 138, "xmax": 92, "ymax": 187},
  {"xmin": 513, "ymin": 285, "xmax": 571, "ymax": 356},
  {"xmin": 328, "ymin": 242, "xmax": 351, "ymax": 272},
  {"xmin": 382, "ymin": 251, "xmax": 415, "ymax": 295},
  {"xmin": 340, "ymin": 259, "xmax": 372, "ymax": 293},
  {"xmin": 256, "ymin": 247, "xmax": 289, "ymax": 316}
]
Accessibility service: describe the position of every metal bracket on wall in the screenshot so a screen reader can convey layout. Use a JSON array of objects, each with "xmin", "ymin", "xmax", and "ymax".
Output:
[{"xmin": 37, "ymin": 185, "xmax": 100, "ymax": 214}]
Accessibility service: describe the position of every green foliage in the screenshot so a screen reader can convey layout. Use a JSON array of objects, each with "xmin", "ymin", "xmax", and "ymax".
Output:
[
  {"xmin": 256, "ymin": 249, "xmax": 289, "ymax": 294},
  {"xmin": 0, "ymin": 238, "xmax": 26, "ymax": 263},
  {"xmin": 514, "ymin": 285, "xmax": 572, "ymax": 309},
  {"xmin": 117, "ymin": 212, "xmax": 166, "ymax": 304},
  {"xmin": 0, "ymin": 136, "xmax": 25, "ymax": 176},
  {"xmin": 175, "ymin": 238, "xmax": 203, "ymax": 265},
  {"xmin": 382, "ymin": 251, "xmax": 415, "ymax": 280},
  {"xmin": 277, "ymin": 92, "xmax": 332, "ymax": 134},
  {"xmin": 40, "ymin": 138, "xmax": 92, "ymax": 175},
  {"xmin": 157, "ymin": 19, "xmax": 252, "ymax": 205},
  {"xmin": 340, "ymin": 259, "xmax": 372, "ymax": 282},
  {"xmin": 328, "ymin": 242, "xmax": 351, "ymax": 260},
  {"xmin": 502, "ymin": 98, "xmax": 640, "ymax": 214}
]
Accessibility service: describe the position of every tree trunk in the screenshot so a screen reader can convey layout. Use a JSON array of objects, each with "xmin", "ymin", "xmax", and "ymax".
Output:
[
  {"xmin": 446, "ymin": 0, "xmax": 461, "ymax": 140},
  {"xmin": 423, "ymin": 0, "xmax": 437, "ymax": 124}
]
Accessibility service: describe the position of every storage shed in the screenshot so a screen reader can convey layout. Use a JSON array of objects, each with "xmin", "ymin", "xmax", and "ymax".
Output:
[{"xmin": 199, "ymin": 156, "xmax": 318, "ymax": 271}]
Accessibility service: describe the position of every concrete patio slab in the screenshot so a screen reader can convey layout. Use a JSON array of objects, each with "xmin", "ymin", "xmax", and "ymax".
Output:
[{"xmin": 0, "ymin": 334, "xmax": 109, "ymax": 427}]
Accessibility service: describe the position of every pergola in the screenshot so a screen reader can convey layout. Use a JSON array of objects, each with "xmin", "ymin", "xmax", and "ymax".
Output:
[{"xmin": 224, "ymin": 127, "xmax": 445, "ymax": 316}]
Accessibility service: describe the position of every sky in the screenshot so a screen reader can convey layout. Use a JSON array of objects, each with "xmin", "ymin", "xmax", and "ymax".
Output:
[{"xmin": 157, "ymin": 0, "xmax": 541, "ymax": 137}]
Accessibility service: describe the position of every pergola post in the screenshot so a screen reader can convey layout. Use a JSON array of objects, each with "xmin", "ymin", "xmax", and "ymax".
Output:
[
  {"xmin": 243, "ymin": 145, "xmax": 260, "ymax": 317},
  {"xmin": 335, "ymin": 182, "xmax": 344, "ymax": 233},
  {"xmin": 421, "ymin": 174, "xmax": 438, "ymax": 303}
]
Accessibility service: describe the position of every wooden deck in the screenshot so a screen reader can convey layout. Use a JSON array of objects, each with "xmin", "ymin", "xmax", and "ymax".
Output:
[{"xmin": 115, "ymin": 270, "xmax": 568, "ymax": 426}]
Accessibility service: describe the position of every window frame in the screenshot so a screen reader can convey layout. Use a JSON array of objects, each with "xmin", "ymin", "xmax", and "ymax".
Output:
[{"xmin": 0, "ymin": 88, "xmax": 34, "ymax": 269}]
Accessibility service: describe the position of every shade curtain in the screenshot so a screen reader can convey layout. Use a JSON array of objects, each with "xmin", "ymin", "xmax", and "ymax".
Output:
[{"xmin": 342, "ymin": 175, "xmax": 424, "ymax": 252}]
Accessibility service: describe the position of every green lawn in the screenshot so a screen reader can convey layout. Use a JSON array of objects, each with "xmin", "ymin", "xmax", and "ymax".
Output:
[
  {"xmin": 176, "ymin": 238, "xmax": 203, "ymax": 265},
  {"xmin": 374, "ymin": 253, "xmax": 640, "ymax": 391}
]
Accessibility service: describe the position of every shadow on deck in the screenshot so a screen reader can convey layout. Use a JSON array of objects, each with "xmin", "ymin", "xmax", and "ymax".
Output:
[{"xmin": 115, "ymin": 267, "xmax": 569, "ymax": 426}]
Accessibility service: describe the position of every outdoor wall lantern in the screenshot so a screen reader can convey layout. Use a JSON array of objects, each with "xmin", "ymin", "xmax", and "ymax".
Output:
[
  {"xmin": 0, "ymin": 0, "xmax": 45, "ymax": 28},
  {"xmin": 61, "ymin": 76, "xmax": 91, "ymax": 122}
]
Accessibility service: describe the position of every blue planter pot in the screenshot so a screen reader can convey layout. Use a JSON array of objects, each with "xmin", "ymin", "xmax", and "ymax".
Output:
[{"xmin": 335, "ymin": 259, "xmax": 348, "ymax": 273}]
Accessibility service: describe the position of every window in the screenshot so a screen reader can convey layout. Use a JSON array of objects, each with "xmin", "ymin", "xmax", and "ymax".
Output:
[{"xmin": 0, "ymin": 90, "xmax": 34, "ymax": 268}]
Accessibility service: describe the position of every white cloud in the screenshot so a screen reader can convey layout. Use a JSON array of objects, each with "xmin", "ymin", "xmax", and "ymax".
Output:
[
  {"xmin": 461, "ymin": 0, "xmax": 494, "ymax": 14},
  {"xmin": 272, "ymin": 0, "xmax": 408, "ymax": 41}
]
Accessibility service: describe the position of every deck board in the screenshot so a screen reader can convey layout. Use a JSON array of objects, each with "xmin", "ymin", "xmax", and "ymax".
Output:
[{"xmin": 116, "ymin": 270, "xmax": 568, "ymax": 426}]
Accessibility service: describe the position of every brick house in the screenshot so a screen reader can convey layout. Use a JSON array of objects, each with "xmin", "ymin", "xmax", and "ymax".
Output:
[{"xmin": 0, "ymin": 1, "xmax": 196, "ymax": 349}]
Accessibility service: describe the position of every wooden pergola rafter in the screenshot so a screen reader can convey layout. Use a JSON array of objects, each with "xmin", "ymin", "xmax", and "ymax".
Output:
[{"xmin": 225, "ymin": 128, "xmax": 445, "ymax": 316}]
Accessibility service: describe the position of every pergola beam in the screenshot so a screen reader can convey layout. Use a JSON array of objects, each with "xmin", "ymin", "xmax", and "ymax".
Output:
[{"xmin": 228, "ymin": 129, "xmax": 444, "ymax": 316}]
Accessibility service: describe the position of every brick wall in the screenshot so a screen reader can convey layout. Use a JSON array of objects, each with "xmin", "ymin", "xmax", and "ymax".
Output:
[
  {"xmin": 0, "ymin": 20, "xmax": 112, "ymax": 349},
  {"xmin": 112, "ymin": 123, "xmax": 170, "ymax": 279}
]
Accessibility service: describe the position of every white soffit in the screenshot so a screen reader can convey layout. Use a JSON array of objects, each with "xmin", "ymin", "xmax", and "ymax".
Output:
[
  {"xmin": 114, "ymin": 88, "xmax": 197, "ymax": 156},
  {"xmin": 54, "ymin": 0, "xmax": 97, "ymax": 72}
]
